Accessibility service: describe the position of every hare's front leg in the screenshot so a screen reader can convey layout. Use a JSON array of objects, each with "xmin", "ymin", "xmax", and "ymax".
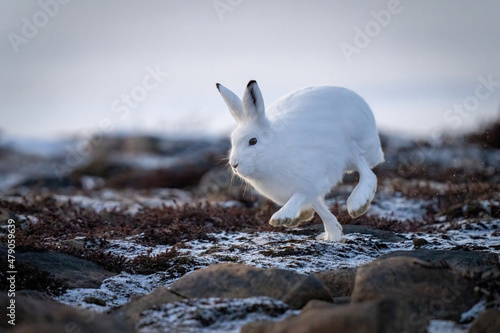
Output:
[
  {"xmin": 269, "ymin": 193, "xmax": 311, "ymax": 227},
  {"xmin": 311, "ymin": 198, "xmax": 343, "ymax": 242}
]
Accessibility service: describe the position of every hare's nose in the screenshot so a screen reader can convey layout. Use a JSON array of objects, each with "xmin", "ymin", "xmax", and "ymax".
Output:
[{"xmin": 232, "ymin": 163, "xmax": 239, "ymax": 169}]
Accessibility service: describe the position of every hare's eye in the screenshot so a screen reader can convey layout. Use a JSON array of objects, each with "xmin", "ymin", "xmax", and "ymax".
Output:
[{"xmin": 249, "ymin": 138, "xmax": 257, "ymax": 146}]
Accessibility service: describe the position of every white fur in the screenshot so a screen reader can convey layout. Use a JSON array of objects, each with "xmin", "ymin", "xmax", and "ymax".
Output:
[{"xmin": 216, "ymin": 81, "xmax": 384, "ymax": 241}]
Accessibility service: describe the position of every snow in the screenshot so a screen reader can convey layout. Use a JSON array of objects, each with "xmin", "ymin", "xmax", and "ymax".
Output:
[
  {"xmin": 368, "ymin": 191, "xmax": 432, "ymax": 221},
  {"xmin": 55, "ymin": 273, "xmax": 164, "ymax": 312},
  {"xmin": 52, "ymin": 188, "xmax": 193, "ymax": 214},
  {"xmin": 136, "ymin": 297, "xmax": 297, "ymax": 333},
  {"xmin": 426, "ymin": 301, "xmax": 487, "ymax": 333},
  {"xmin": 460, "ymin": 301, "xmax": 486, "ymax": 323},
  {"xmin": 427, "ymin": 320, "xmax": 468, "ymax": 333}
]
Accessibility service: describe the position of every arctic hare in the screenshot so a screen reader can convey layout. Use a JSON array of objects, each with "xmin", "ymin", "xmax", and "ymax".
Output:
[{"xmin": 216, "ymin": 80, "xmax": 384, "ymax": 241}]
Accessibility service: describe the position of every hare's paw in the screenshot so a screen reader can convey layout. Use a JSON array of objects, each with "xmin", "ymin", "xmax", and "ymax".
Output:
[
  {"xmin": 347, "ymin": 197, "xmax": 371, "ymax": 219},
  {"xmin": 269, "ymin": 210, "xmax": 296, "ymax": 228},
  {"xmin": 295, "ymin": 209, "xmax": 315, "ymax": 224},
  {"xmin": 270, "ymin": 208, "xmax": 314, "ymax": 228},
  {"xmin": 284, "ymin": 208, "xmax": 314, "ymax": 227},
  {"xmin": 347, "ymin": 182, "xmax": 376, "ymax": 219},
  {"xmin": 322, "ymin": 230, "xmax": 344, "ymax": 242}
]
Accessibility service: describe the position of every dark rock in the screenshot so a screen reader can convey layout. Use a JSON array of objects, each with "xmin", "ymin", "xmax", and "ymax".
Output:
[
  {"xmin": 313, "ymin": 267, "xmax": 356, "ymax": 298},
  {"xmin": 16, "ymin": 290, "xmax": 54, "ymax": 301},
  {"xmin": 301, "ymin": 299, "xmax": 337, "ymax": 311},
  {"xmin": 342, "ymin": 225, "xmax": 405, "ymax": 243},
  {"xmin": 14, "ymin": 175, "xmax": 80, "ymax": 190},
  {"xmin": 83, "ymin": 296, "xmax": 107, "ymax": 306},
  {"xmin": 351, "ymin": 256, "xmax": 481, "ymax": 332},
  {"xmin": 438, "ymin": 200, "xmax": 489, "ymax": 219},
  {"xmin": 333, "ymin": 296, "xmax": 351, "ymax": 304},
  {"xmin": 0, "ymin": 292, "xmax": 133, "ymax": 332},
  {"xmin": 108, "ymin": 286, "xmax": 183, "ymax": 325},
  {"xmin": 469, "ymin": 309, "xmax": 500, "ymax": 333},
  {"xmin": 413, "ymin": 238, "xmax": 429, "ymax": 248},
  {"xmin": 241, "ymin": 298, "xmax": 413, "ymax": 333},
  {"xmin": 378, "ymin": 249, "xmax": 499, "ymax": 269},
  {"xmin": 170, "ymin": 263, "xmax": 331, "ymax": 309},
  {"xmin": 70, "ymin": 136, "xmax": 231, "ymax": 189},
  {"xmin": 14, "ymin": 250, "xmax": 116, "ymax": 289},
  {"xmin": 198, "ymin": 166, "xmax": 255, "ymax": 202},
  {"xmin": 0, "ymin": 208, "xmax": 17, "ymax": 225},
  {"xmin": 466, "ymin": 116, "xmax": 500, "ymax": 149},
  {"xmin": 107, "ymin": 161, "xmax": 213, "ymax": 189}
]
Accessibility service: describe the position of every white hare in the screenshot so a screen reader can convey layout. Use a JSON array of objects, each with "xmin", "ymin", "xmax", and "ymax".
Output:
[{"xmin": 216, "ymin": 80, "xmax": 384, "ymax": 241}]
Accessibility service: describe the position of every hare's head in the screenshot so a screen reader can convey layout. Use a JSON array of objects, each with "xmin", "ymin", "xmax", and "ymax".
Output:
[{"xmin": 216, "ymin": 80, "xmax": 274, "ymax": 180}]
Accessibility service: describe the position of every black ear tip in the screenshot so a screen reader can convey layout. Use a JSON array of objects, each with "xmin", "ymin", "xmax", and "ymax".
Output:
[
  {"xmin": 247, "ymin": 80, "xmax": 257, "ymax": 87},
  {"xmin": 216, "ymin": 83, "xmax": 221, "ymax": 90}
]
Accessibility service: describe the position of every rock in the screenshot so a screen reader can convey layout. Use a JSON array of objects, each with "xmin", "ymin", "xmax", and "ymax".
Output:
[
  {"xmin": 15, "ymin": 250, "xmax": 116, "ymax": 289},
  {"xmin": 333, "ymin": 296, "xmax": 351, "ymax": 304},
  {"xmin": 70, "ymin": 136, "xmax": 231, "ymax": 189},
  {"xmin": 170, "ymin": 263, "xmax": 331, "ymax": 309},
  {"xmin": 469, "ymin": 309, "xmax": 500, "ymax": 333},
  {"xmin": 241, "ymin": 298, "xmax": 413, "ymax": 333},
  {"xmin": 13, "ymin": 175, "xmax": 80, "ymax": 190},
  {"xmin": 313, "ymin": 267, "xmax": 356, "ymax": 298},
  {"xmin": 199, "ymin": 167, "xmax": 243, "ymax": 195},
  {"xmin": 413, "ymin": 238, "xmax": 429, "ymax": 248},
  {"xmin": 378, "ymin": 249, "xmax": 499, "ymax": 270},
  {"xmin": 17, "ymin": 290, "xmax": 54, "ymax": 301},
  {"xmin": 108, "ymin": 286, "xmax": 183, "ymax": 325},
  {"xmin": 106, "ymin": 160, "xmax": 214, "ymax": 189},
  {"xmin": 301, "ymin": 299, "xmax": 337, "ymax": 311},
  {"xmin": 0, "ymin": 208, "xmax": 17, "ymax": 224},
  {"xmin": 351, "ymin": 256, "xmax": 480, "ymax": 332},
  {"xmin": 342, "ymin": 225, "xmax": 405, "ymax": 243},
  {"xmin": 198, "ymin": 166, "xmax": 264, "ymax": 206},
  {"xmin": 0, "ymin": 292, "xmax": 133, "ymax": 332},
  {"xmin": 438, "ymin": 200, "xmax": 489, "ymax": 219},
  {"xmin": 83, "ymin": 296, "xmax": 107, "ymax": 306},
  {"xmin": 135, "ymin": 296, "xmax": 290, "ymax": 332}
]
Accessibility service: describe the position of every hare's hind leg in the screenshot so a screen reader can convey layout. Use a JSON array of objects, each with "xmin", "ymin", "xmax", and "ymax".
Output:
[
  {"xmin": 347, "ymin": 153, "xmax": 377, "ymax": 218},
  {"xmin": 311, "ymin": 198, "xmax": 343, "ymax": 241}
]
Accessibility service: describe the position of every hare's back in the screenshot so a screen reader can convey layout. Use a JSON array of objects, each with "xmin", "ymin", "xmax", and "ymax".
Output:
[
  {"xmin": 269, "ymin": 86, "xmax": 377, "ymax": 134},
  {"xmin": 268, "ymin": 86, "xmax": 383, "ymax": 166}
]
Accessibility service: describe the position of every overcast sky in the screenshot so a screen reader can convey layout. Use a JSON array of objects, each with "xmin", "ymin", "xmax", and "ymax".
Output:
[{"xmin": 1, "ymin": 0, "xmax": 500, "ymax": 140}]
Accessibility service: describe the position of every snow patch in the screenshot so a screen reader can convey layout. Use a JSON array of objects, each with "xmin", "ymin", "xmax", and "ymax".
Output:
[
  {"xmin": 427, "ymin": 320, "xmax": 468, "ymax": 333},
  {"xmin": 368, "ymin": 192, "xmax": 431, "ymax": 221},
  {"xmin": 137, "ymin": 297, "xmax": 296, "ymax": 333}
]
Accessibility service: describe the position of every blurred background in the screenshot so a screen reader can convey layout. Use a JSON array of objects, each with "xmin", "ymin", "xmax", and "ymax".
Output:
[
  {"xmin": 1, "ymin": 0, "xmax": 500, "ymax": 193},
  {"xmin": 1, "ymin": 0, "xmax": 500, "ymax": 141}
]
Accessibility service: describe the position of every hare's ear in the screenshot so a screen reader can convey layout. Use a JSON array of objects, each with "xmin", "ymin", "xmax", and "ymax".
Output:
[
  {"xmin": 216, "ymin": 83, "xmax": 244, "ymax": 123},
  {"xmin": 242, "ymin": 80, "xmax": 265, "ymax": 122}
]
